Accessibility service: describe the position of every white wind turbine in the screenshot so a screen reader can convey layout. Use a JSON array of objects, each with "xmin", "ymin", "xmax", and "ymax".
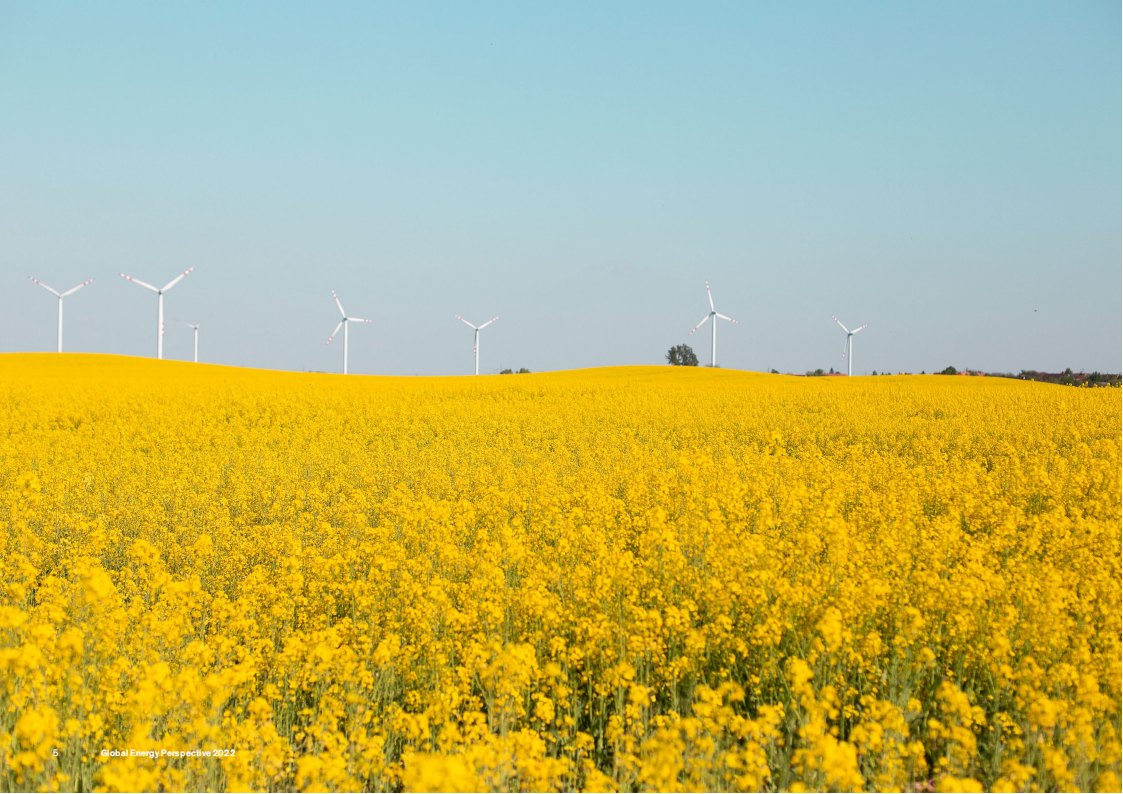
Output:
[
  {"xmin": 688, "ymin": 281, "xmax": 739, "ymax": 368},
  {"xmin": 119, "ymin": 267, "xmax": 194, "ymax": 359},
  {"xmin": 184, "ymin": 322, "xmax": 200, "ymax": 363},
  {"xmin": 28, "ymin": 276, "xmax": 94, "ymax": 353},
  {"xmin": 454, "ymin": 315, "xmax": 498, "ymax": 375},
  {"xmin": 326, "ymin": 290, "xmax": 371, "ymax": 375},
  {"xmin": 832, "ymin": 315, "xmax": 868, "ymax": 376}
]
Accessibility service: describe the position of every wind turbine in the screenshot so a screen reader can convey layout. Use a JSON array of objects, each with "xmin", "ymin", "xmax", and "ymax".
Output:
[
  {"xmin": 28, "ymin": 276, "xmax": 94, "ymax": 353},
  {"xmin": 326, "ymin": 290, "xmax": 371, "ymax": 375},
  {"xmin": 832, "ymin": 315, "xmax": 868, "ymax": 376},
  {"xmin": 454, "ymin": 315, "xmax": 498, "ymax": 375},
  {"xmin": 119, "ymin": 267, "xmax": 194, "ymax": 359},
  {"xmin": 184, "ymin": 322, "xmax": 199, "ymax": 363},
  {"xmin": 688, "ymin": 281, "xmax": 738, "ymax": 368}
]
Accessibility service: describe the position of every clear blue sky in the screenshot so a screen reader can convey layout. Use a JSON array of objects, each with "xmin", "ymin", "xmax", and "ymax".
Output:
[{"xmin": 2, "ymin": 1, "xmax": 1119, "ymax": 375}]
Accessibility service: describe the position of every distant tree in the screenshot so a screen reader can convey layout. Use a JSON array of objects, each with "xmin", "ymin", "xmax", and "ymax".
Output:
[
  {"xmin": 806, "ymin": 368, "xmax": 825, "ymax": 377},
  {"xmin": 770, "ymin": 368, "xmax": 779, "ymax": 374},
  {"xmin": 871, "ymin": 370, "xmax": 878, "ymax": 376},
  {"xmin": 921, "ymin": 370, "xmax": 926, "ymax": 374},
  {"xmin": 500, "ymin": 368, "xmax": 513, "ymax": 375},
  {"xmin": 941, "ymin": 366, "xmax": 958, "ymax": 375},
  {"xmin": 666, "ymin": 345, "xmax": 698, "ymax": 366},
  {"xmin": 517, "ymin": 368, "xmax": 531, "ymax": 374}
]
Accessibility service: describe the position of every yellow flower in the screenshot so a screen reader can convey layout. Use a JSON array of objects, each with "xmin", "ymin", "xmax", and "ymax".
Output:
[{"xmin": 0, "ymin": 355, "xmax": 1117, "ymax": 791}]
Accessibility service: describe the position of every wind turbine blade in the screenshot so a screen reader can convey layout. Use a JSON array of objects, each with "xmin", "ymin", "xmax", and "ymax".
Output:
[
  {"xmin": 183, "ymin": 322, "xmax": 198, "ymax": 329},
  {"xmin": 706, "ymin": 281, "xmax": 714, "ymax": 311},
  {"xmin": 831, "ymin": 315, "xmax": 850, "ymax": 334},
  {"xmin": 477, "ymin": 316, "xmax": 499, "ymax": 329},
  {"xmin": 161, "ymin": 266, "xmax": 194, "ymax": 292},
  {"xmin": 455, "ymin": 314, "xmax": 477, "ymax": 329},
  {"xmin": 851, "ymin": 323, "xmax": 868, "ymax": 334},
  {"xmin": 120, "ymin": 273, "xmax": 160, "ymax": 292},
  {"xmin": 689, "ymin": 314, "xmax": 711, "ymax": 335},
  {"xmin": 327, "ymin": 289, "xmax": 348, "ymax": 318},
  {"xmin": 347, "ymin": 317, "xmax": 372, "ymax": 323},
  {"xmin": 61, "ymin": 278, "xmax": 94, "ymax": 297},
  {"xmin": 841, "ymin": 335, "xmax": 850, "ymax": 361},
  {"xmin": 716, "ymin": 313, "xmax": 738, "ymax": 324},
  {"xmin": 28, "ymin": 277, "xmax": 61, "ymax": 297},
  {"xmin": 326, "ymin": 320, "xmax": 344, "ymax": 345}
]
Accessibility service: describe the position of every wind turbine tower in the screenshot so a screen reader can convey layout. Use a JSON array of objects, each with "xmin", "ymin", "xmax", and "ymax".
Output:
[
  {"xmin": 688, "ymin": 281, "xmax": 739, "ymax": 367},
  {"xmin": 119, "ymin": 267, "xmax": 194, "ymax": 359},
  {"xmin": 184, "ymin": 323, "xmax": 200, "ymax": 363},
  {"xmin": 28, "ymin": 276, "xmax": 94, "ymax": 353},
  {"xmin": 454, "ymin": 315, "xmax": 498, "ymax": 375},
  {"xmin": 832, "ymin": 315, "xmax": 868, "ymax": 376},
  {"xmin": 326, "ymin": 290, "xmax": 372, "ymax": 375}
]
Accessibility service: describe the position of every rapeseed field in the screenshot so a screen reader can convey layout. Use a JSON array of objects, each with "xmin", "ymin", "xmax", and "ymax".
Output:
[{"xmin": 1, "ymin": 354, "xmax": 1119, "ymax": 792}]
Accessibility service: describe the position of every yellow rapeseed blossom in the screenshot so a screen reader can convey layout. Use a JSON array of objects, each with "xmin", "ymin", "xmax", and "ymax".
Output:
[{"xmin": 0, "ymin": 353, "xmax": 1119, "ymax": 792}]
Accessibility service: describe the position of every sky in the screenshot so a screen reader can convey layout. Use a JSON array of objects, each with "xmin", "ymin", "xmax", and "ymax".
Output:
[{"xmin": 1, "ymin": 0, "xmax": 1119, "ymax": 376}]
